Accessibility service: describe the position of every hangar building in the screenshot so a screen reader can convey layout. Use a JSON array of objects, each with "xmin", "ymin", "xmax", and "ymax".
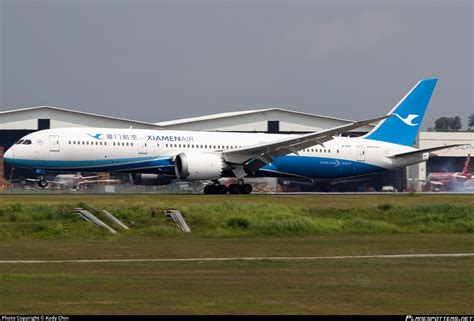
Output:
[
  {"xmin": 155, "ymin": 108, "xmax": 373, "ymax": 134},
  {"xmin": 1, "ymin": 105, "xmax": 471, "ymax": 192},
  {"xmin": 0, "ymin": 106, "xmax": 377, "ymax": 190}
]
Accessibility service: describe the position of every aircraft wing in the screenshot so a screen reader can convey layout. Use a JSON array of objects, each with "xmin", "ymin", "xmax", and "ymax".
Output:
[
  {"xmin": 222, "ymin": 115, "xmax": 390, "ymax": 174},
  {"xmin": 387, "ymin": 144, "xmax": 466, "ymax": 158}
]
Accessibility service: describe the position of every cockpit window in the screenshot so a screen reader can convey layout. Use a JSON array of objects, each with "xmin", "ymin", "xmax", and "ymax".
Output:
[
  {"xmin": 15, "ymin": 140, "xmax": 24, "ymax": 144},
  {"xmin": 22, "ymin": 139, "xmax": 32, "ymax": 145}
]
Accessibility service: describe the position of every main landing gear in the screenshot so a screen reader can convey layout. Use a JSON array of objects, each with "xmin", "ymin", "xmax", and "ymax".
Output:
[{"xmin": 204, "ymin": 179, "xmax": 253, "ymax": 195}]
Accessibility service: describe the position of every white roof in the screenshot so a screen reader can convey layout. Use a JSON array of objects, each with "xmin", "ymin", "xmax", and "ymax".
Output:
[
  {"xmin": 155, "ymin": 108, "xmax": 359, "ymax": 126},
  {"xmin": 0, "ymin": 106, "xmax": 162, "ymax": 128}
]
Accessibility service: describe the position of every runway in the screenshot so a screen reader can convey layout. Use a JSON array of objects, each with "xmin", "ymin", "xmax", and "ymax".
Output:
[{"xmin": 1, "ymin": 252, "xmax": 473, "ymax": 264}]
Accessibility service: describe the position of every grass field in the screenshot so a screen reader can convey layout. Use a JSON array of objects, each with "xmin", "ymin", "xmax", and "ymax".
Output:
[
  {"xmin": 0, "ymin": 194, "xmax": 473, "ymax": 314},
  {"xmin": 0, "ymin": 194, "xmax": 473, "ymax": 239}
]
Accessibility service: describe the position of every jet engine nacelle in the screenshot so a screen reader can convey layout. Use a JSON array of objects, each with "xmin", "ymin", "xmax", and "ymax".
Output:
[
  {"xmin": 133, "ymin": 174, "xmax": 174, "ymax": 186},
  {"xmin": 175, "ymin": 152, "xmax": 225, "ymax": 180}
]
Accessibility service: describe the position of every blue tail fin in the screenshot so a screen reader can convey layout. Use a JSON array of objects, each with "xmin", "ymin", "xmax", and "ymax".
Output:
[{"xmin": 363, "ymin": 79, "xmax": 438, "ymax": 146}]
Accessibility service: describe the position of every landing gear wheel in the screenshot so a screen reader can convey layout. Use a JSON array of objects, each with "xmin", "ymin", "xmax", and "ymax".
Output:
[
  {"xmin": 37, "ymin": 179, "xmax": 48, "ymax": 188},
  {"xmin": 217, "ymin": 185, "xmax": 228, "ymax": 194},
  {"xmin": 228, "ymin": 184, "xmax": 241, "ymax": 194},
  {"xmin": 240, "ymin": 183, "xmax": 252, "ymax": 194},
  {"xmin": 204, "ymin": 185, "xmax": 217, "ymax": 194}
]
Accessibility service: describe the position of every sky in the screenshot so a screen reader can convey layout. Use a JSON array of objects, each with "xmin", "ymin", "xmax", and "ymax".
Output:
[{"xmin": 0, "ymin": 0, "xmax": 472, "ymax": 130}]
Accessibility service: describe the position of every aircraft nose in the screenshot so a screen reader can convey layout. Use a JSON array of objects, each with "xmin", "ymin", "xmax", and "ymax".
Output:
[{"xmin": 4, "ymin": 146, "xmax": 15, "ymax": 162}]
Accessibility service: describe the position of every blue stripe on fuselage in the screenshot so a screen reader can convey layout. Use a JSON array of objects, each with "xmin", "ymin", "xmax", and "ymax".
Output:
[
  {"xmin": 5, "ymin": 156, "xmax": 175, "ymax": 174},
  {"xmin": 5, "ymin": 155, "xmax": 386, "ymax": 179}
]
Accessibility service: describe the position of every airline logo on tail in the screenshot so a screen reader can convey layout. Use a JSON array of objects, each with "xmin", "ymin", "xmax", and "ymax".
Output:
[{"xmin": 393, "ymin": 113, "xmax": 420, "ymax": 126}]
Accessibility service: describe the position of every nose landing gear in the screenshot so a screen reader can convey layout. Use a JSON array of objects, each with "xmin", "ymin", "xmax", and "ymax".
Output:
[
  {"xmin": 37, "ymin": 177, "xmax": 48, "ymax": 188},
  {"xmin": 35, "ymin": 169, "xmax": 48, "ymax": 188}
]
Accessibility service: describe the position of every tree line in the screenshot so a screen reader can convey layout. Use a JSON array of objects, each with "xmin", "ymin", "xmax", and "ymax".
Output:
[{"xmin": 428, "ymin": 113, "xmax": 474, "ymax": 132}]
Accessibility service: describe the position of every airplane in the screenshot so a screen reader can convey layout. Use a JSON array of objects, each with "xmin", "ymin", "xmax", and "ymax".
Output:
[
  {"xmin": 24, "ymin": 173, "xmax": 121, "ymax": 189},
  {"xmin": 427, "ymin": 154, "xmax": 471, "ymax": 191},
  {"xmin": 3, "ymin": 78, "xmax": 465, "ymax": 194}
]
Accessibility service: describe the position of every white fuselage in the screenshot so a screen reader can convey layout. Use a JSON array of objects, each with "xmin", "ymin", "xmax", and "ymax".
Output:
[{"xmin": 4, "ymin": 128, "xmax": 423, "ymax": 180}]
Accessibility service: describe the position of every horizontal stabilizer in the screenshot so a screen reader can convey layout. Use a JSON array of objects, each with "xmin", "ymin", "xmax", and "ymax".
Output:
[{"xmin": 387, "ymin": 144, "xmax": 466, "ymax": 158}]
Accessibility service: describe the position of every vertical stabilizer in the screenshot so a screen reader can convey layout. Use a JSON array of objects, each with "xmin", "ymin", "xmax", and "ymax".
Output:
[{"xmin": 363, "ymin": 79, "xmax": 438, "ymax": 146}]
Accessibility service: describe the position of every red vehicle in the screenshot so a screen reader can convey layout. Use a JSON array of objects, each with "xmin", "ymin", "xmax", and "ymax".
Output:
[{"xmin": 427, "ymin": 154, "xmax": 471, "ymax": 191}]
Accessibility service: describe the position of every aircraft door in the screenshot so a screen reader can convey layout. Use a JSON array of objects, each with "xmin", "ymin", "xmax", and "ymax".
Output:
[
  {"xmin": 138, "ymin": 139, "xmax": 148, "ymax": 154},
  {"xmin": 49, "ymin": 135, "xmax": 60, "ymax": 152},
  {"xmin": 356, "ymin": 146, "xmax": 365, "ymax": 162}
]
